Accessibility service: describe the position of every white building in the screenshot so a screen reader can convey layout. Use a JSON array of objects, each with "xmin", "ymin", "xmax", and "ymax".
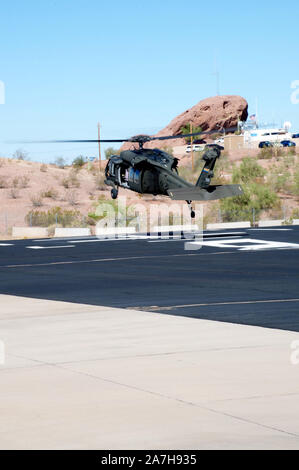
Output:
[{"xmin": 243, "ymin": 127, "xmax": 291, "ymax": 148}]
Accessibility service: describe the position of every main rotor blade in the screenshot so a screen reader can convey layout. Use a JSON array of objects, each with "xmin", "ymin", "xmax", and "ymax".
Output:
[
  {"xmin": 9, "ymin": 126, "xmax": 237, "ymax": 145},
  {"xmin": 10, "ymin": 139, "xmax": 129, "ymax": 144}
]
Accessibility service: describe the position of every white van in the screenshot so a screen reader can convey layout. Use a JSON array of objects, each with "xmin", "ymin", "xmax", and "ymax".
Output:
[{"xmin": 186, "ymin": 144, "xmax": 205, "ymax": 153}]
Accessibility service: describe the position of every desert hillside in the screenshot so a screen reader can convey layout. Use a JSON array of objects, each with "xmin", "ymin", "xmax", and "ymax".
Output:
[{"xmin": 0, "ymin": 158, "xmax": 109, "ymax": 234}]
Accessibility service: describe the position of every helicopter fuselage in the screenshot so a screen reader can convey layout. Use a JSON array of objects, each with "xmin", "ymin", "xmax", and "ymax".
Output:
[
  {"xmin": 104, "ymin": 144, "xmax": 243, "ymax": 211},
  {"xmin": 104, "ymin": 148, "xmax": 193, "ymax": 197}
]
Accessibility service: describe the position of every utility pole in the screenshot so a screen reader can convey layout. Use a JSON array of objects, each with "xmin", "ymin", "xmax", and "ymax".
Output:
[
  {"xmin": 190, "ymin": 123, "xmax": 194, "ymax": 171},
  {"xmin": 97, "ymin": 122, "xmax": 101, "ymax": 170}
]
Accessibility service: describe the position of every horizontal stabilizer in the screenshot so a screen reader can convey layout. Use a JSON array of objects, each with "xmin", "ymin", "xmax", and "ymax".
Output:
[{"xmin": 167, "ymin": 184, "xmax": 243, "ymax": 201}]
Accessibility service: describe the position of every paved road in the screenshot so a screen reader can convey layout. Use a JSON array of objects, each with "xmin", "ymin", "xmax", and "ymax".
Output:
[{"xmin": 0, "ymin": 227, "xmax": 299, "ymax": 331}]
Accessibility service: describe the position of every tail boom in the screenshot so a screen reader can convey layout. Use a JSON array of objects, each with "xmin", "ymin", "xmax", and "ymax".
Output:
[{"xmin": 167, "ymin": 184, "xmax": 243, "ymax": 201}]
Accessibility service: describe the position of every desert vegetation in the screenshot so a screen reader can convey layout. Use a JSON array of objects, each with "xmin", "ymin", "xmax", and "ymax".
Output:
[{"xmin": 25, "ymin": 207, "xmax": 83, "ymax": 228}]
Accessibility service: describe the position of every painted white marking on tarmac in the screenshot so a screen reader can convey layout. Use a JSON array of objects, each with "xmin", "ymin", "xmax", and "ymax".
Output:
[
  {"xmin": 33, "ymin": 232, "xmax": 246, "ymax": 244},
  {"xmin": 69, "ymin": 237, "xmax": 130, "ymax": 243},
  {"xmin": 148, "ymin": 235, "xmax": 244, "ymax": 243},
  {"xmin": 240, "ymin": 240, "xmax": 299, "ymax": 251},
  {"xmin": 71, "ymin": 235, "xmax": 163, "ymax": 242},
  {"xmin": 188, "ymin": 238, "xmax": 299, "ymax": 251},
  {"xmin": 148, "ymin": 239, "xmax": 190, "ymax": 243},
  {"xmin": 74, "ymin": 232, "xmax": 246, "ymax": 243},
  {"xmin": 143, "ymin": 298, "xmax": 299, "ymax": 311},
  {"xmin": 249, "ymin": 228, "xmax": 292, "ymax": 232},
  {"xmin": 27, "ymin": 245, "xmax": 75, "ymax": 250},
  {"xmin": 0, "ymin": 243, "xmax": 13, "ymax": 246},
  {"xmin": 33, "ymin": 237, "xmax": 95, "ymax": 242},
  {"xmin": 202, "ymin": 232, "xmax": 246, "ymax": 237}
]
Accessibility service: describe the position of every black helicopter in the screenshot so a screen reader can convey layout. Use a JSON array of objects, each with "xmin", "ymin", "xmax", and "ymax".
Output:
[
  {"xmin": 24, "ymin": 128, "xmax": 243, "ymax": 218},
  {"xmin": 101, "ymin": 130, "xmax": 243, "ymax": 218}
]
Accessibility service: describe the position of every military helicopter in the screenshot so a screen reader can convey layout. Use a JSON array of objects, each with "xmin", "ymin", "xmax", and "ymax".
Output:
[{"xmin": 24, "ymin": 128, "xmax": 243, "ymax": 218}]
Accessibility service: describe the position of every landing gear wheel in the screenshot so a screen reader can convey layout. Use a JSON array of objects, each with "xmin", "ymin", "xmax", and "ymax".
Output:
[
  {"xmin": 111, "ymin": 188, "xmax": 118, "ymax": 199},
  {"xmin": 186, "ymin": 200, "xmax": 195, "ymax": 219}
]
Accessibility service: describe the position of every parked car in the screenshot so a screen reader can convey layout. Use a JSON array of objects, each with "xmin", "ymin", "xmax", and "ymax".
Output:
[
  {"xmin": 258, "ymin": 141, "xmax": 273, "ymax": 148},
  {"xmin": 194, "ymin": 144, "xmax": 205, "ymax": 151},
  {"xmin": 280, "ymin": 140, "xmax": 296, "ymax": 147},
  {"xmin": 186, "ymin": 144, "xmax": 205, "ymax": 153},
  {"xmin": 291, "ymin": 133, "xmax": 299, "ymax": 139}
]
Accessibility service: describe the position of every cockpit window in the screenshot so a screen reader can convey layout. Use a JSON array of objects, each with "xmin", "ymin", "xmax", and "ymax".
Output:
[
  {"xmin": 109, "ymin": 160, "xmax": 115, "ymax": 176},
  {"xmin": 148, "ymin": 150, "xmax": 169, "ymax": 164},
  {"xmin": 132, "ymin": 149, "xmax": 171, "ymax": 165}
]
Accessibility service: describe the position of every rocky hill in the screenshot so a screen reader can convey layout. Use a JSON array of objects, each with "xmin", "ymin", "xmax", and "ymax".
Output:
[{"xmin": 121, "ymin": 95, "xmax": 248, "ymax": 150}]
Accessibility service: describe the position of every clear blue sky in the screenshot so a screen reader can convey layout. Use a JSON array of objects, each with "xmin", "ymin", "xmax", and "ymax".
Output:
[{"xmin": 0, "ymin": 0, "xmax": 298, "ymax": 162}]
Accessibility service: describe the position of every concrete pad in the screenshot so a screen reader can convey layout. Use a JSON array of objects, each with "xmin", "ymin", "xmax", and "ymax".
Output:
[
  {"xmin": 207, "ymin": 222, "xmax": 251, "ymax": 230},
  {"xmin": 1, "ymin": 294, "xmax": 299, "ymax": 449},
  {"xmin": 54, "ymin": 228, "xmax": 91, "ymax": 237},
  {"xmin": 12, "ymin": 227, "xmax": 48, "ymax": 238},
  {"xmin": 258, "ymin": 220, "xmax": 283, "ymax": 227},
  {"xmin": 95, "ymin": 226, "xmax": 136, "ymax": 236},
  {"xmin": 292, "ymin": 219, "xmax": 299, "ymax": 225}
]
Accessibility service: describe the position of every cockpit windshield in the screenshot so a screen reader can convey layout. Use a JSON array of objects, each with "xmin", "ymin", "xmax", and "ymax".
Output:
[{"xmin": 146, "ymin": 149, "xmax": 170, "ymax": 164}]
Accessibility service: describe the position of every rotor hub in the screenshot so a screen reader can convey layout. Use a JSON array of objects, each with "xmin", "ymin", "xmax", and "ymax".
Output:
[{"xmin": 128, "ymin": 134, "xmax": 152, "ymax": 149}]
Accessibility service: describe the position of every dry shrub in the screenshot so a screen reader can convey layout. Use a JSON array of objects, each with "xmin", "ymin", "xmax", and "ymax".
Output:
[
  {"xmin": 9, "ymin": 188, "xmax": 20, "ymax": 199},
  {"xmin": 11, "ymin": 177, "xmax": 19, "ymax": 188},
  {"xmin": 61, "ymin": 169, "xmax": 80, "ymax": 188},
  {"xmin": 65, "ymin": 189, "xmax": 79, "ymax": 206},
  {"xmin": 0, "ymin": 177, "xmax": 7, "ymax": 188},
  {"xmin": 19, "ymin": 175, "xmax": 30, "ymax": 188},
  {"xmin": 94, "ymin": 171, "xmax": 106, "ymax": 190},
  {"xmin": 42, "ymin": 187, "xmax": 59, "ymax": 199},
  {"xmin": 30, "ymin": 194, "xmax": 43, "ymax": 207}
]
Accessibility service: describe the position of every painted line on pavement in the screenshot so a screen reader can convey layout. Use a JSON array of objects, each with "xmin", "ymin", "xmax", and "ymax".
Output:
[
  {"xmin": 136, "ymin": 298, "xmax": 299, "ymax": 311},
  {"xmin": 249, "ymin": 228, "xmax": 292, "ymax": 232},
  {"xmin": 27, "ymin": 245, "xmax": 75, "ymax": 250},
  {"xmin": 0, "ymin": 250, "xmax": 238, "ymax": 269}
]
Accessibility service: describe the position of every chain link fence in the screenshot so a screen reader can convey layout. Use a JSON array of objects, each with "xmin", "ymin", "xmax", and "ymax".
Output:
[{"xmin": 214, "ymin": 205, "xmax": 293, "ymax": 226}]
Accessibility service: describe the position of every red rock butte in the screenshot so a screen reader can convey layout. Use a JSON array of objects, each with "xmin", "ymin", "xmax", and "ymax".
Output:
[{"xmin": 121, "ymin": 95, "xmax": 248, "ymax": 150}]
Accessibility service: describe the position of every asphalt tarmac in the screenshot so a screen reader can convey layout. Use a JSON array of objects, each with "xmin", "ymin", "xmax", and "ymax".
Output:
[{"xmin": 0, "ymin": 226, "xmax": 298, "ymax": 331}]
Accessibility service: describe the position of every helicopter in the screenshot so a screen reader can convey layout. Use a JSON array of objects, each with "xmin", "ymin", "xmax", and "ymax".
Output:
[
  {"xmin": 102, "ymin": 129, "xmax": 243, "ymax": 218},
  {"xmin": 22, "ymin": 128, "xmax": 243, "ymax": 218}
]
